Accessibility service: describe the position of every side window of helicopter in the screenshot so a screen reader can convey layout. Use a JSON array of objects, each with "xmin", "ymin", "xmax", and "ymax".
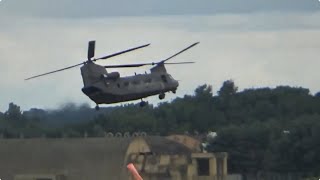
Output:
[
  {"xmin": 105, "ymin": 81, "xmax": 110, "ymax": 87},
  {"xmin": 144, "ymin": 78, "xmax": 152, "ymax": 84},
  {"xmin": 101, "ymin": 74, "xmax": 107, "ymax": 79},
  {"xmin": 133, "ymin": 80, "xmax": 140, "ymax": 85},
  {"xmin": 117, "ymin": 83, "xmax": 120, "ymax": 88},
  {"xmin": 161, "ymin": 75, "xmax": 167, "ymax": 83}
]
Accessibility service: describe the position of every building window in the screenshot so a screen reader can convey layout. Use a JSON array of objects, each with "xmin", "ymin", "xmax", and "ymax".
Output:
[{"xmin": 197, "ymin": 158, "xmax": 210, "ymax": 176}]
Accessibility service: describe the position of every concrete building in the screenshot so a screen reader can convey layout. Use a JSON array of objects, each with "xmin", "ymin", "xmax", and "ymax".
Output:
[{"xmin": 0, "ymin": 135, "xmax": 228, "ymax": 180}]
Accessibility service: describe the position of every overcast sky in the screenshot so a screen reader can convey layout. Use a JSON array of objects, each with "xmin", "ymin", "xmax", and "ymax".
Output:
[
  {"xmin": 1, "ymin": 0, "xmax": 320, "ymax": 111},
  {"xmin": 1, "ymin": 0, "xmax": 320, "ymax": 17}
]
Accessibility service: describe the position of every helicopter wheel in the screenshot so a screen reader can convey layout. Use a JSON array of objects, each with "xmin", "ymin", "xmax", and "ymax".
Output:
[
  {"xmin": 159, "ymin": 93, "xmax": 165, "ymax": 100},
  {"xmin": 95, "ymin": 105, "xmax": 100, "ymax": 111},
  {"xmin": 140, "ymin": 101, "xmax": 148, "ymax": 107},
  {"xmin": 172, "ymin": 90, "xmax": 176, "ymax": 94}
]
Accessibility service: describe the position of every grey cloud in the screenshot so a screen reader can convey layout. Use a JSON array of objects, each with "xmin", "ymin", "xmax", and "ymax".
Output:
[{"xmin": 1, "ymin": 0, "xmax": 320, "ymax": 18}]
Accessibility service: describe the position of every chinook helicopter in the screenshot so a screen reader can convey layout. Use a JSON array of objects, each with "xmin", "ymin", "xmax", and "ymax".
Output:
[{"xmin": 26, "ymin": 41, "xmax": 199, "ymax": 110}]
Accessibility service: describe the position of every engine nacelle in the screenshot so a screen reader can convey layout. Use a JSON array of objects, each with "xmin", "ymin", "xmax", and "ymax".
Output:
[{"xmin": 106, "ymin": 72, "xmax": 120, "ymax": 80}]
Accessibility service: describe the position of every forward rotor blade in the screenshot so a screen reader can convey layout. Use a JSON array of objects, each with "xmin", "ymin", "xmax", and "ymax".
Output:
[
  {"xmin": 162, "ymin": 42, "xmax": 199, "ymax": 63},
  {"xmin": 94, "ymin": 43, "xmax": 150, "ymax": 61},
  {"xmin": 25, "ymin": 62, "xmax": 84, "ymax": 80}
]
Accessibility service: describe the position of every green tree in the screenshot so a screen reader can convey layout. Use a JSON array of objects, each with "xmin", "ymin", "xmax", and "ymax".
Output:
[
  {"xmin": 5, "ymin": 102, "xmax": 22, "ymax": 121},
  {"xmin": 218, "ymin": 80, "xmax": 238, "ymax": 97}
]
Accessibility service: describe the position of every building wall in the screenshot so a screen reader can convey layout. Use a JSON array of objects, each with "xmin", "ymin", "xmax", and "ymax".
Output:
[
  {"xmin": 0, "ymin": 135, "xmax": 228, "ymax": 180},
  {"xmin": 0, "ymin": 137, "xmax": 132, "ymax": 180},
  {"xmin": 166, "ymin": 135, "xmax": 201, "ymax": 152},
  {"xmin": 125, "ymin": 137, "xmax": 228, "ymax": 180},
  {"xmin": 126, "ymin": 153, "xmax": 228, "ymax": 180}
]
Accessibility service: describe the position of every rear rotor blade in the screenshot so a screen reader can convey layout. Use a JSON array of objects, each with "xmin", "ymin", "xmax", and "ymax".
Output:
[
  {"xmin": 94, "ymin": 43, "xmax": 150, "ymax": 61},
  {"xmin": 25, "ymin": 62, "xmax": 84, "ymax": 80},
  {"xmin": 162, "ymin": 42, "xmax": 199, "ymax": 63},
  {"xmin": 87, "ymin": 40, "xmax": 95, "ymax": 60},
  {"xmin": 25, "ymin": 43, "xmax": 150, "ymax": 80}
]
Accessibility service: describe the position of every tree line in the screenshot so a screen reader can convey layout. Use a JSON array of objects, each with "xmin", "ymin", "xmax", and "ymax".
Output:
[{"xmin": 0, "ymin": 80, "xmax": 320, "ymax": 175}]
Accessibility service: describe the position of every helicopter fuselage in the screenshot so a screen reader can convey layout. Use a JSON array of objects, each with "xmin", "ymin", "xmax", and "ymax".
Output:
[{"xmin": 80, "ymin": 62, "xmax": 178, "ymax": 104}]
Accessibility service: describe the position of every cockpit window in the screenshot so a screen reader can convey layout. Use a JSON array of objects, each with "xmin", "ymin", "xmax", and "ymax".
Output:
[{"xmin": 161, "ymin": 75, "xmax": 167, "ymax": 83}]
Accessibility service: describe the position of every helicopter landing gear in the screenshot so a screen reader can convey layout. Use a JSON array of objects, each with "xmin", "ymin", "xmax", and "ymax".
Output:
[
  {"xmin": 140, "ymin": 100, "xmax": 148, "ymax": 107},
  {"xmin": 172, "ymin": 90, "xmax": 176, "ymax": 94},
  {"xmin": 95, "ymin": 105, "xmax": 100, "ymax": 111},
  {"xmin": 159, "ymin": 93, "xmax": 165, "ymax": 100}
]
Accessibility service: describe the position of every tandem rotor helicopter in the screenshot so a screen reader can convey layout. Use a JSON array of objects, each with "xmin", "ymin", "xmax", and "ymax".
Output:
[{"xmin": 26, "ymin": 41, "xmax": 199, "ymax": 110}]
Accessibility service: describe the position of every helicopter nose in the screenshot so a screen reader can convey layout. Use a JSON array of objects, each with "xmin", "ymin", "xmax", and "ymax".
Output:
[{"xmin": 175, "ymin": 80, "xmax": 179, "ymax": 87}]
